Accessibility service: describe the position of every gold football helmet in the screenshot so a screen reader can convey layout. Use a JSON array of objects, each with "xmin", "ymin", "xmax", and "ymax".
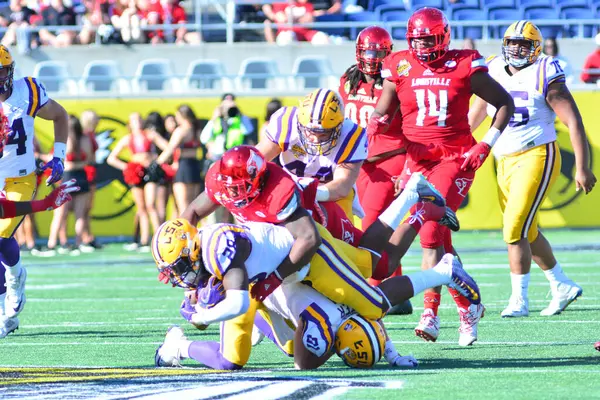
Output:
[
  {"xmin": 334, "ymin": 315, "xmax": 386, "ymax": 368},
  {"xmin": 151, "ymin": 219, "xmax": 204, "ymax": 289},
  {"xmin": 297, "ymin": 89, "xmax": 344, "ymax": 156},
  {"xmin": 0, "ymin": 45, "xmax": 14, "ymax": 94},
  {"xmin": 502, "ymin": 21, "xmax": 543, "ymax": 68}
]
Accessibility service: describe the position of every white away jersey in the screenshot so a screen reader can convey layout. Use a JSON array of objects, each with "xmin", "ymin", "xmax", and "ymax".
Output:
[
  {"xmin": 486, "ymin": 55, "xmax": 565, "ymax": 157},
  {"xmin": 0, "ymin": 77, "xmax": 49, "ymax": 180},
  {"xmin": 266, "ymin": 106, "xmax": 367, "ymax": 183},
  {"xmin": 201, "ymin": 222, "xmax": 299, "ymax": 283}
]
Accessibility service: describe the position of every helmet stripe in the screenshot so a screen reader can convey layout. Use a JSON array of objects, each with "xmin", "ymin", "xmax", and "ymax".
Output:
[
  {"xmin": 310, "ymin": 89, "xmax": 323, "ymax": 121},
  {"xmin": 152, "ymin": 222, "xmax": 169, "ymax": 264},
  {"xmin": 516, "ymin": 20, "xmax": 526, "ymax": 35},
  {"xmin": 313, "ymin": 89, "xmax": 330, "ymax": 122},
  {"xmin": 355, "ymin": 316, "xmax": 380, "ymax": 365}
]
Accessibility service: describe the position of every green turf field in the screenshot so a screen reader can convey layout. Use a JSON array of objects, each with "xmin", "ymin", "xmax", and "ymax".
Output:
[{"xmin": 1, "ymin": 230, "xmax": 600, "ymax": 399}]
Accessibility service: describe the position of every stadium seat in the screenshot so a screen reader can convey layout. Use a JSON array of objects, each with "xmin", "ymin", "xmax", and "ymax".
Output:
[
  {"xmin": 381, "ymin": 10, "xmax": 410, "ymax": 40},
  {"xmin": 346, "ymin": 12, "xmax": 378, "ymax": 39},
  {"xmin": 555, "ymin": 0, "xmax": 590, "ymax": 12},
  {"xmin": 445, "ymin": 0, "xmax": 481, "ymax": 14},
  {"xmin": 131, "ymin": 59, "xmax": 180, "ymax": 93},
  {"xmin": 411, "ymin": 0, "xmax": 444, "ymax": 11},
  {"xmin": 368, "ymin": 0, "xmax": 402, "ymax": 12},
  {"xmin": 482, "ymin": 0, "xmax": 516, "ymax": 10},
  {"xmin": 518, "ymin": 0, "xmax": 553, "ymax": 11},
  {"xmin": 315, "ymin": 14, "xmax": 347, "ymax": 38},
  {"xmin": 561, "ymin": 8, "xmax": 596, "ymax": 38},
  {"xmin": 32, "ymin": 61, "xmax": 77, "ymax": 95},
  {"xmin": 183, "ymin": 59, "xmax": 233, "ymax": 92},
  {"xmin": 452, "ymin": 9, "xmax": 486, "ymax": 39},
  {"xmin": 79, "ymin": 60, "xmax": 129, "ymax": 94},
  {"xmin": 291, "ymin": 55, "xmax": 337, "ymax": 90},
  {"xmin": 488, "ymin": 7, "xmax": 523, "ymax": 38},
  {"xmin": 523, "ymin": 7, "xmax": 562, "ymax": 38},
  {"xmin": 236, "ymin": 57, "xmax": 283, "ymax": 91},
  {"xmin": 202, "ymin": 13, "xmax": 227, "ymax": 43},
  {"xmin": 375, "ymin": 4, "xmax": 407, "ymax": 19}
]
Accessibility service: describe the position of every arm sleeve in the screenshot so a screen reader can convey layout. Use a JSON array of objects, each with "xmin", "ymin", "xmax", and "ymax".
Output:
[
  {"xmin": 468, "ymin": 50, "xmax": 488, "ymax": 78},
  {"xmin": 192, "ymin": 289, "xmax": 250, "ymax": 325}
]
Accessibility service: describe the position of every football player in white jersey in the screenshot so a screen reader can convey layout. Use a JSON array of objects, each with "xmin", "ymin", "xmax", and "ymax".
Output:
[
  {"xmin": 256, "ymin": 89, "xmax": 367, "ymax": 219},
  {"xmin": 0, "ymin": 44, "xmax": 69, "ymax": 338},
  {"xmin": 468, "ymin": 21, "xmax": 596, "ymax": 318}
]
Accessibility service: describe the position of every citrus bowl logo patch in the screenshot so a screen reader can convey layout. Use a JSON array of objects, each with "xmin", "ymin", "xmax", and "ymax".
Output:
[{"xmin": 396, "ymin": 60, "xmax": 412, "ymax": 77}]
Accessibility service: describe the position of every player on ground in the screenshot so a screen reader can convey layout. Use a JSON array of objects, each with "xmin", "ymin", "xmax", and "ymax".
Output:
[
  {"xmin": 468, "ymin": 21, "xmax": 596, "ymax": 317},
  {"xmin": 255, "ymin": 89, "xmax": 366, "ymax": 219},
  {"xmin": 338, "ymin": 26, "xmax": 412, "ymax": 315},
  {"xmin": 0, "ymin": 45, "xmax": 68, "ymax": 338},
  {"xmin": 369, "ymin": 7, "xmax": 515, "ymax": 345}
]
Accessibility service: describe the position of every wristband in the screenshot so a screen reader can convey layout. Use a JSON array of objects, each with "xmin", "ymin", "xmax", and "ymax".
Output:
[
  {"xmin": 481, "ymin": 127, "xmax": 501, "ymax": 147},
  {"xmin": 273, "ymin": 269, "xmax": 283, "ymax": 281},
  {"xmin": 316, "ymin": 185, "xmax": 330, "ymax": 202},
  {"xmin": 0, "ymin": 199, "xmax": 17, "ymax": 218},
  {"xmin": 53, "ymin": 142, "xmax": 67, "ymax": 159}
]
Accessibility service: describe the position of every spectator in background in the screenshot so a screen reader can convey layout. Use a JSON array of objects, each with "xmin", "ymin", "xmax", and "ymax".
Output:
[
  {"xmin": 157, "ymin": 0, "xmax": 201, "ymax": 44},
  {"xmin": 263, "ymin": 0, "xmax": 330, "ymax": 45},
  {"xmin": 543, "ymin": 37, "xmax": 574, "ymax": 85},
  {"xmin": 79, "ymin": 110, "xmax": 100, "ymax": 252},
  {"xmin": 312, "ymin": 0, "xmax": 341, "ymax": 16},
  {"xmin": 39, "ymin": 0, "xmax": 77, "ymax": 47},
  {"xmin": 201, "ymin": 93, "xmax": 256, "ymax": 162},
  {"xmin": 144, "ymin": 111, "xmax": 171, "ymax": 224},
  {"xmin": 581, "ymin": 33, "xmax": 600, "ymax": 84},
  {"xmin": 112, "ymin": 0, "xmax": 143, "ymax": 43},
  {"xmin": 260, "ymin": 98, "xmax": 283, "ymax": 141},
  {"xmin": 155, "ymin": 105, "xmax": 205, "ymax": 215},
  {"xmin": 1, "ymin": 0, "xmax": 37, "ymax": 50},
  {"xmin": 462, "ymin": 37, "xmax": 476, "ymax": 50}
]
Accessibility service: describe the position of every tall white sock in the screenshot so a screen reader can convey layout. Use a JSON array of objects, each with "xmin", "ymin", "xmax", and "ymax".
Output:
[
  {"xmin": 4, "ymin": 260, "xmax": 22, "ymax": 278},
  {"xmin": 384, "ymin": 339, "xmax": 399, "ymax": 363},
  {"xmin": 543, "ymin": 262, "xmax": 569, "ymax": 289},
  {"xmin": 179, "ymin": 339, "xmax": 192, "ymax": 359},
  {"xmin": 510, "ymin": 272, "xmax": 529, "ymax": 299},
  {"xmin": 378, "ymin": 189, "xmax": 419, "ymax": 230},
  {"xmin": 408, "ymin": 265, "xmax": 451, "ymax": 295}
]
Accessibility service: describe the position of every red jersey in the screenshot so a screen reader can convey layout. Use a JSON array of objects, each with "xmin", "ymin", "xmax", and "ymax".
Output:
[
  {"xmin": 338, "ymin": 72, "xmax": 405, "ymax": 158},
  {"xmin": 381, "ymin": 49, "xmax": 487, "ymax": 145},
  {"xmin": 205, "ymin": 161, "xmax": 322, "ymax": 225}
]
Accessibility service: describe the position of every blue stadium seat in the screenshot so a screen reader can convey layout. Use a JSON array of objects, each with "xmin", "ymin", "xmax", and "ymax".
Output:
[
  {"xmin": 315, "ymin": 14, "xmax": 348, "ymax": 37},
  {"xmin": 346, "ymin": 12, "xmax": 379, "ymax": 39},
  {"xmin": 202, "ymin": 13, "xmax": 227, "ymax": 43},
  {"xmin": 518, "ymin": 0, "xmax": 553, "ymax": 11},
  {"xmin": 488, "ymin": 7, "xmax": 523, "ymax": 38},
  {"xmin": 452, "ymin": 8, "xmax": 486, "ymax": 39},
  {"xmin": 445, "ymin": 0, "xmax": 481, "ymax": 11},
  {"xmin": 562, "ymin": 8, "xmax": 596, "ymax": 38},
  {"xmin": 482, "ymin": 0, "xmax": 516, "ymax": 10},
  {"xmin": 375, "ymin": 4, "xmax": 407, "ymax": 18},
  {"xmin": 524, "ymin": 7, "xmax": 562, "ymax": 38},
  {"xmin": 411, "ymin": 0, "xmax": 444, "ymax": 11},
  {"xmin": 368, "ymin": 0, "xmax": 402, "ymax": 12},
  {"xmin": 382, "ymin": 11, "xmax": 410, "ymax": 40},
  {"xmin": 555, "ymin": 0, "xmax": 590, "ymax": 11}
]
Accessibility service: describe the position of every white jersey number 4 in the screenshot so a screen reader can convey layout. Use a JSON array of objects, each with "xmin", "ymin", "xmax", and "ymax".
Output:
[{"xmin": 415, "ymin": 89, "xmax": 448, "ymax": 127}]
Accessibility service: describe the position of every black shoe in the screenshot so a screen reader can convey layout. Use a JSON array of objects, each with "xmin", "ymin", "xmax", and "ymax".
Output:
[{"xmin": 386, "ymin": 299, "xmax": 413, "ymax": 316}]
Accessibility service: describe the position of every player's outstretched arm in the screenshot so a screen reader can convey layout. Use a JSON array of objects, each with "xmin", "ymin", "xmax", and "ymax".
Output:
[
  {"xmin": 255, "ymin": 133, "xmax": 283, "ymax": 161},
  {"xmin": 467, "ymin": 95, "xmax": 489, "ymax": 133},
  {"xmin": 318, "ymin": 162, "xmax": 362, "ymax": 201},
  {"xmin": 0, "ymin": 179, "xmax": 79, "ymax": 219},
  {"xmin": 179, "ymin": 191, "xmax": 220, "ymax": 226},
  {"xmin": 547, "ymin": 82, "xmax": 596, "ymax": 193}
]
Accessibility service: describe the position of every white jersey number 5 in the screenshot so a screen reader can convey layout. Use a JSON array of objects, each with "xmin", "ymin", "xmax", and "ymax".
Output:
[{"xmin": 415, "ymin": 89, "xmax": 448, "ymax": 127}]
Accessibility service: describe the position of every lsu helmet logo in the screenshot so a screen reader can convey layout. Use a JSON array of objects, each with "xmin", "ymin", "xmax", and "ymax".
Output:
[{"xmin": 396, "ymin": 59, "xmax": 412, "ymax": 77}]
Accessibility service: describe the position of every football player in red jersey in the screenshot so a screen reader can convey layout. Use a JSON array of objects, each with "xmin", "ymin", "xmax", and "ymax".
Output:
[
  {"xmin": 370, "ymin": 8, "xmax": 515, "ymax": 345},
  {"xmin": 339, "ymin": 26, "xmax": 412, "ymax": 315}
]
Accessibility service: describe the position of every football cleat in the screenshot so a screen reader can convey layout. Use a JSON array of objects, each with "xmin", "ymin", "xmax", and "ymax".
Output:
[
  {"xmin": 439, "ymin": 207, "xmax": 460, "ymax": 232},
  {"xmin": 0, "ymin": 316, "xmax": 19, "ymax": 339},
  {"xmin": 385, "ymin": 299, "xmax": 413, "ymax": 316},
  {"xmin": 595, "ymin": 341, "xmax": 600, "ymax": 352},
  {"xmin": 155, "ymin": 325, "xmax": 186, "ymax": 367},
  {"xmin": 5, "ymin": 267, "xmax": 27, "ymax": 318},
  {"xmin": 458, "ymin": 303, "xmax": 485, "ymax": 347},
  {"xmin": 404, "ymin": 172, "xmax": 446, "ymax": 207},
  {"xmin": 501, "ymin": 296, "xmax": 529, "ymax": 318},
  {"xmin": 445, "ymin": 255, "xmax": 481, "ymax": 305},
  {"xmin": 414, "ymin": 309, "xmax": 440, "ymax": 342},
  {"xmin": 540, "ymin": 281, "xmax": 582, "ymax": 316}
]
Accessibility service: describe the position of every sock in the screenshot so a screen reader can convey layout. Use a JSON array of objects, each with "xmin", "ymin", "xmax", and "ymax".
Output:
[
  {"xmin": 378, "ymin": 189, "xmax": 419, "ymax": 230},
  {"xmin": 510, "ymin": 272, "xmax": 530, "ymax": 299},
  {"xmin": 4, "ymin": 260, "xmax": 22, "ymax": 279},
  {"xmin": 179, "ymin": 339, "xmax": 192, "ymax": 358},
  {"xmin": 406, "ymin": 257, "xmax": 453, "ymax": 296},
  {"xmin": 0, "ymin": 265, "xmax": 5, "ymax": 296},
  {"xmin": 187, "ymin": 341, "xmax": 242, "ymax": 370},
  {"xmin": 423, "ymin": 292, "xmax": 441, "ymax": 316},
  {"xmin": 543, "ymin": 262, "xmax": 569, "ymax": 288},
  {"xmin": 448, "ymin": 287, "xmax": 471, "ymax": 310}
]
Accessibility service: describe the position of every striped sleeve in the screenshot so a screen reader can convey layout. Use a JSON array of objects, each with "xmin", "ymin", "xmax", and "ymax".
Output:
[
  {"xmin": 201, "ymin": 224, "xmax": 249, "ymax": 280},
  {"xmin": 265, "ymin": 106, "xmax": 297, "ymax": 152},
  {"xmin": 334, "ymin": 122, "xmax": 367, "ymax": 164},
  {"xmin": 24, "ymin": 77, "xmax": 49, "ymax": 117},
  {"xmin": 542, "ymin": 57, "xmax": 566, "ymax": 94}
]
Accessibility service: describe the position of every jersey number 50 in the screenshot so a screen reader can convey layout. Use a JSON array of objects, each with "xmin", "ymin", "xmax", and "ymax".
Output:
[{"xmin": 0, "ymin": 118, "xmax": 27, "ymax": 158}]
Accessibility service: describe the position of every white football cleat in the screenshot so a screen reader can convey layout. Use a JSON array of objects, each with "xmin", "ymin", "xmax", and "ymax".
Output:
[
  {"xmin": 155, "ymin": 325, "xmax": 186, "ymax": 367},
  {"xmin": 501, "ymin": 296, "xmax": 529, "ymax": 318},
  {"xmin": 540, "ymin": 281, "xmax": 583, "ymax": 316},
  {"xmin": 251, "ymin": 324, "xmax": 265, "ymax": 346},
  {"xmin": 0, "ymin": 316, "xmax": 19, "ymax": 339},
  {"xmin": 414, "ymin": 309, "xmax": 440, "ymax": 342},
  {"xmin": 458, "ymin": 303, "xmax": 485, "ymax": 347},
  {"xmin": 5, "ymin": 267, "xmax": 27, "ymax": 318}
]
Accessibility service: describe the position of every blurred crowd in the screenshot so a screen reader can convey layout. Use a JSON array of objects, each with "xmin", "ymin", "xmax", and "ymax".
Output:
[{"xmin": 25, "ymin": 94, "xmax": 271, "ymax": 256}]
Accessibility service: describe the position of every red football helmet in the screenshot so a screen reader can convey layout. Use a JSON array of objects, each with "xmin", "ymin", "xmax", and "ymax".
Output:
[
  {"xmin": 356, "ymin": 26, "xmax": 393, "ymax": 75},
  {"xmin": 406, "ymin": 8, "xmax": 451, "ymax": 63},
  {"xmin": 216, "ymin": 145, "xmax": 267, "ymax": 208}
]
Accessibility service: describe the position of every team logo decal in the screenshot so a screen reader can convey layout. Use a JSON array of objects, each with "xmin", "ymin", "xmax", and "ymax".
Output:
[
  {"xmin": 291, "ymin": 144, "xmax": 307, "ymax": 157},
  {"xmin": 445, "ymin": 60, "xmax": 457, "ymax": 68},
  {"xmin": 455, "ymin": 178, "xmax": 473, "ymax": 197},
  {"xmin": 396, "ymin": 59, "xmax": 412, "ymax": 77}
]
